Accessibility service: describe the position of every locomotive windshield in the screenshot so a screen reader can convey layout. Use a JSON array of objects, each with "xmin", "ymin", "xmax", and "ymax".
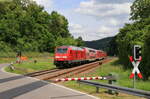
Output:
[{"xmin": 56, "ymin": 48, "xmax": 68, "ymax": 53}]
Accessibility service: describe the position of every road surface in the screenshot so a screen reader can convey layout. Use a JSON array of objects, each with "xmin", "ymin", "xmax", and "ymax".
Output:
[{"xmin": 0, "ymin": 64, "xmax": 98, "ymax": 99}]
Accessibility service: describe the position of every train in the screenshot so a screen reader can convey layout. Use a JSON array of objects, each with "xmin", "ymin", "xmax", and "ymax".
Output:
[{"xmin": 54, "ymin": 46, "xmax": 107, "ymax": 68}]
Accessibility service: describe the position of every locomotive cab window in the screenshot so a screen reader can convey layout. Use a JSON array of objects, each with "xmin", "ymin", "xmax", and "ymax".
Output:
[{"xmin": 56, "ymin": 48, "xmax": 68, "ymax": 53}]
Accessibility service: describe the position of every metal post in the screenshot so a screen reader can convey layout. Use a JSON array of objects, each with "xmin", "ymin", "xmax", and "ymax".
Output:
[
  {"xmin": 96, "ymin": 87, "xmax": 99, "ymax": 93},
  {"xmin": 108, "ymin": 73, "xmax": 118, "ymax": 95},
  {"xmin": 133, "ymin": 73, "xmax": 136, "ymax": 89},
  {"xmin": 77, "ymin": 81, "xmax": 81, "ymax": 87}
]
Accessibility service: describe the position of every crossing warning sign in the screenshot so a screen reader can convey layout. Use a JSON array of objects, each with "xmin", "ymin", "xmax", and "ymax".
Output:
[{"xmin": 129, "ymin": 56, "xmax": 142, "ymax": 79}]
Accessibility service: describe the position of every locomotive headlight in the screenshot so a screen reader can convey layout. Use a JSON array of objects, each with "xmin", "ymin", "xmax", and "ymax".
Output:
[
  {"xmin": 62, "ymin": 56, "xmax": 67, "ymax": 58},
  {"xmin": 55, "ymin": 56, "xmax": 60, "ymax": 58},
  {"xmin": 55, "ymin": 56, "xmax": 67, "ymax": 58}
]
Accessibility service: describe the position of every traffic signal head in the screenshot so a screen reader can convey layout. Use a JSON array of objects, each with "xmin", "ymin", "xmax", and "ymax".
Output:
[{"xmin": 134, "ymin": 45, "xmax": 141, "ymax": 61}]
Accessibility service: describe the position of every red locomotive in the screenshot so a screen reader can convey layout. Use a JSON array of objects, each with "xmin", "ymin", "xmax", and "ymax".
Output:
[{"xmin": 54, "ymin": 46, "xmax": 107, "ymax": 68}]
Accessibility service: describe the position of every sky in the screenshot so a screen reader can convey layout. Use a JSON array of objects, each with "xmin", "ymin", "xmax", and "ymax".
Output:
[{"xmin": 34, "ymin": 0, "xmax": 134, "ymax": 41}]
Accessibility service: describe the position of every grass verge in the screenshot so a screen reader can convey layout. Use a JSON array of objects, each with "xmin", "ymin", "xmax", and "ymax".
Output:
[
  {"xmin": 4, "ymin": 57, "xmax": 55, "ymax": 74},
  {"xmin": 61, "ymin": 58, "xmax": 150, "ymax": 99}
]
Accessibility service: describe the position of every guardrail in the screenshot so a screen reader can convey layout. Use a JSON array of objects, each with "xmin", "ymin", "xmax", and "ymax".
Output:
[{"xmin": 78, "ymin": 80, "xmax": 150, "ymax": 99}]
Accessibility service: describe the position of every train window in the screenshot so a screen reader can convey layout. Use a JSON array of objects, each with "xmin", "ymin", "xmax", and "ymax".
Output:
[
  {"xmin": 89, "ymin": 50, "xmax": 95, "ymax": 53},
  {"xmin": 56, "ymin": 48, "xmax": 68, "ymax": 53}
]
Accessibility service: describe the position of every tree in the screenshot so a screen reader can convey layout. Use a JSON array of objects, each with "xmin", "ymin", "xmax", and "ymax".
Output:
[
  {"xmin": 141, "ymin": 19, "xmax": 150, "ymax": 80},
  {"xmin": 107, "ymin": 36, "xmax": 117, "ymax": 56},
  {"xmin": 55, "ymin": 37, "xmax": 77, "ymax": 47},
  {"xmin": 0, "ymin": 0, "xmax": 77, "ymax": 52},
  {"xmin": 130, "ymin": 0, "xmax": 150, "ymax": 20},
  {"xmin": 116, "ymin": 16, "xmax": 150, "ymax": 79},
  {"xmin": 49, "ymin": 11, "xmax": 70, "ymax": 39},
  {"xmin": 76, "ymin": 36, "xmax": 85, "ymax": 46},
  {"xmin": 116, "ymin": 0, "xmax": 150, "ymax": 79}
]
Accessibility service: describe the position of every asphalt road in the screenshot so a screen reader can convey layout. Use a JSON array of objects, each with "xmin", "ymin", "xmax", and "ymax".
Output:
[{"xmin": 0, "ymin": 64, "xmax": 98, "ymax": 99}]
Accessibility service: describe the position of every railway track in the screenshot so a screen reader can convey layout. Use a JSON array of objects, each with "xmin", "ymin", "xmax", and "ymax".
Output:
[
  {"xmin": 26, "ymin": 58, "xmax": 111, "ymax": 82},
  {"xmin": 24, "ymin": 68, "xmax": 60, "ymax": 77}
]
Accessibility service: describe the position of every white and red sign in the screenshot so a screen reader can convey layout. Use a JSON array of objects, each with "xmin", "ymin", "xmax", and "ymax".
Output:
[{"xmin": 129, "ymin": 56, "xmax": 142, "ymax": 79}]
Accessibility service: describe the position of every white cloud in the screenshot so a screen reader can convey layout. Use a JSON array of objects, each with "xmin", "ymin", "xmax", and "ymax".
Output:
[
  {"xmin": 97, "ymin": 25, "xmax": 119, "ymax": 36},
  {"xmin": 97, "ymin": 26, "xmax": 112, "ymax": 33},
  {"xmin": 70, "ymin": 24, "xmax": 119, "ymax": 41},
  {"xmin": 69, "ymin": 23, "xmax": 98, "ymax": 40},
  {"xmin": 72, "ymin": 32, "xmax": 101, "ymax": 41},
  {"xmin": 70, "ymin": 0, "xmax": 132, "ymax": 41},
  {"xmin": 69, "ymin": 23, "xmax": 83, "ymax": 30},
  {"xmin": 69, "ymin": 23, "xmax": 85, "ymax": 33},
  {"xmin": 108, "ymin": 18, "xmax": 120, "ymax": 26},
  {"xmin": 75, "ymin": 0, "xmax": 132, "ymax": 17},
  {"xmin": 33, "ymin": 0, "xmax": 53, "ymax": 12}
]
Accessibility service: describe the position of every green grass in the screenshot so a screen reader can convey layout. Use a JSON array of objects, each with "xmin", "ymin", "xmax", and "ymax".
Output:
[
  {"xmin": 0, "ymin": 58, "xmax": 16, "ymax": 64},
  {"xmin": 1, "ymin": 52, "xmax": 54, "ymax": 74},
  {"xmin": 61, "ymin": 58, "xmax": 150, "ymax": 99},
  {"xmin": 5, "ymin": 56, "xmax": 55, "ymax": 74}
]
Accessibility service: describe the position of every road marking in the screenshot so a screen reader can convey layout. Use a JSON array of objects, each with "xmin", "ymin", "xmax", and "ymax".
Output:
[{"xmin": 1, "ymin": 64, "xmax": 99, "ymax": 99}]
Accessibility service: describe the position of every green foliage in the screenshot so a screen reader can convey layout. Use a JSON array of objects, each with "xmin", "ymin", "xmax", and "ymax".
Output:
[
  {"xmin": 0, "ymin": 41, "xmax": 13, "ymax": 52},
  {"xmin": 50, "ymin": 11, "xmax": 71, "ymax": 38},
  {"xmin": 76, "ymin": 36, "xmax": 85, "ymax": 46},
  {"xmin": 130, "ymin": 0, "xmax": 150, "ymax": 20},
  {"xmin": 142, "ymin": 24, "xmax": 150, "ymax": 80},
  {"xmin": 116, "ymin": 0, "xmax": 150, "ymax": 80},
  {"xmin": 116, "ymin": 18, "xmax": 150, "ymax": 79},
  {"xmin": 117, "ymin": 21, "xmax": 144, "ymax": 67},
  {"xmin": 107, "ymin": 36, "xmax": 118, "ymax": 56},
  {"xmin": 0, "ymin": 0, "xmax": 82, "ymax": 53},
  {"xmin": 55, "ymin": 37, "xmax": 78, "ymax": 46}
]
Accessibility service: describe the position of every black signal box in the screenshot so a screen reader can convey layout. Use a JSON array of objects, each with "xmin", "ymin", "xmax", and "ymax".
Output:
[{"xmin": 134, "ymin": 45, "xmax": 141, "ymax": 61}]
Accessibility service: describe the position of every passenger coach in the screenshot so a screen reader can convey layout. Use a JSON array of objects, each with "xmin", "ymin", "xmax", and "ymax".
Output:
[{"xmin": 54, "ymin": 46, "xmax": 107, "ymax": 68}]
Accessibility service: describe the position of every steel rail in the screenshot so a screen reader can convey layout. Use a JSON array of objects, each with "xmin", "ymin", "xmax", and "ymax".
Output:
[
  {"xmin": 78, "ymin": 80, "xmax": 150, "ymax": 99},
  {"xmin": 24, "ymin": 68, "xmax": 60, "ymax": 77},
  {"xmin": 25, "ymin": 58, "xmax": 111, "ymax": 81},
  {"xmin": 42, "ymin": 61, "xmax": 100, "ymax": 80},
  {"xmin": 24, "ymin": 61, "xmax": 101, "ymax": 80}
]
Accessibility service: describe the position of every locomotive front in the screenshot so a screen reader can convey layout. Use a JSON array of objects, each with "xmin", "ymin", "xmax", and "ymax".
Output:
[{"xmin": 54, "ymin": 46, "xmax": 70, "ymax": 67}]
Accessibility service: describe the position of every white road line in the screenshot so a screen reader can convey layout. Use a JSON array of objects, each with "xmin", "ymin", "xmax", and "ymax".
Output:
[
  {"xmin": 1, "ymin": 64, "xmax": 99, "ymax": 99},
  {"xmin": 52, "ymin": 83, "xmax": 99, "ymax": 99}
]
